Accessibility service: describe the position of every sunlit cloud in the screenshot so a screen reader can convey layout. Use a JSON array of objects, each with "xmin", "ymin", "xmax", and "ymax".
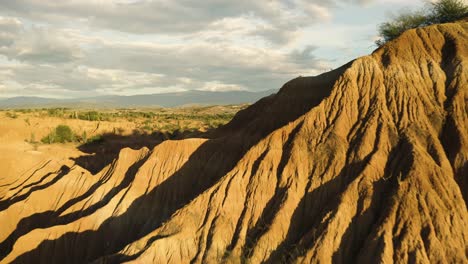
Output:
[{"xmin": 0, "ymin": 0, "xmax": 428, "ymax": 98}]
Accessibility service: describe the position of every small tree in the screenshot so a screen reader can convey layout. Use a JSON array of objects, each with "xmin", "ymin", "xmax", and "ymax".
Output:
[
  {"xmin": 41, "ymin": 125, "xmax": 75, "ymax": 144},
  {"xmin": 55, "ymin": 125, "xmax": 74, "ymax": 143},
  {"xmin": 430, "ymin": 0, "xmax": 468, "ymax": 23},
  {"xmin": 376, "ymin": 11, "xmax": 428, "ymax": 45},
  {"xmin": 376, "ymin": 0, "xmax": 468, "ymax": 46}
]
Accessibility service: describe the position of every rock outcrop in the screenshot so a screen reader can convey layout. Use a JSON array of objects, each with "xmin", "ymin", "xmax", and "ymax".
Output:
[{"xmin": 0, "ymin": 21, "xmax": 467, "ymax": 263}]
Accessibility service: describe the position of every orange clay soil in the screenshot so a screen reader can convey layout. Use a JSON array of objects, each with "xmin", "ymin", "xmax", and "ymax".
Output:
[{"xmin": 0, "ymin": 21, "xmax": 467, "ymax": 263}]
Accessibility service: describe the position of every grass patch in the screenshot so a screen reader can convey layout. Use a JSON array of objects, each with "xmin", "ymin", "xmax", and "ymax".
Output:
[
  {"xmin": 5, "ymin": 112, "xmax": 18, "ymax": 119},
  {"xmin": 41, "ymin": 125, "xmax": 76, "ymax": 144}
]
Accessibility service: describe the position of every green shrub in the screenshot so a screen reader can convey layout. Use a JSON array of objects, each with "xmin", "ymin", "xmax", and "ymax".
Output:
[
  {"xmin": 41, "ymin": 133, "xmax": 55, "ymax": 144},
  {"xmin": 430, "ymin": 0, "xmax": 468, "ymax": 23},
  {"xmin": 55, "ymin": 125, "xmax": 74, "ymax": 142},
  {"xmin": 47, "ymin": 108, "xmax": 68, "ymax": 117},
  {"xmin": 5, "ymin": 112, "xmax": 18, "ymax": 119},
  {"xmin": 15, "ymin": 109, "xmax": 32, "ymax": 114},
  {"xmin": 41, "ymin": 125, "xmax": 75, "ymax": 144},
  {"xmin": 376, "ymin": 11, "xmax": 428, "ymax": 45},
  {"xmin": 87, "ymin": 134, "xmax": 103, "ymax": 144},
  {"xmin": 376, "ymin": 0, "xmax": 468, "ymax": 45},
  {"xmin": 78, "ymin": 111, "xmax": 101, "ymax": 121},
  {"xmin": 82, "ymin": 131, "xmax": 88, "ymax": 143},
  {"xmin": 141, "ymin": 124, "xmax": 152, "ymax": 131}
]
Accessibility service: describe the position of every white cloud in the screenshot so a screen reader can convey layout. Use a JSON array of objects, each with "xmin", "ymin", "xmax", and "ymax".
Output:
[
  {"xmin": 0, "ymin": 20, "xmax": 82, "ymax": 64},
  {"xmin": 0, "ymin": 0, "xmax": 348, "ymax": 45},
  {"xmin": 198, "ymin": 81, "xmax": 246, "ymax": 92},
  {"xmin": 0, "ymin": 0, "xmax": 427, "ymax": 98},
  {"xmin": 0, "ymin": 17, "xmax": 22, "ymax": 47}
]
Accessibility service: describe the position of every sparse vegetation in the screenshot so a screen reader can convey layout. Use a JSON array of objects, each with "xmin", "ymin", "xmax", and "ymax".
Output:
[
  {"xmin": 26, "ymin": 132, "xmax": 39, "ymax": 150},
  {"xmin": 36, "ymin": 106, "xmax": 241, "ymax": 133},
  {"xmin": 33, "ymin": 107, "xmax": 240, "ymax": 131},
  {"xmin": 41, "ymin": 125, "xmax": 76, "ymax": 144},
  {"xmin": 430, "ymin": 0, "xmax": 468, "ymax": 23},
  {"xmin": 77, "ymin": 111, "xmax": 111, "ymax": 121},
  {"xmin": 82, "ymin": 131, "xmax": 87, "ymax": 143},
  {"xmin": 5, "ymin": 112, "xmax": 18, "ymax": 119},
  {"xmin": 47, "ymin": 108, "xmax": 68, "ymax": 118},
  {"xmin": 13, "ymin": 109, "xmax": 33, "ymax": 114},
  {"xmin": 29, "ymin": 132, "xmax": 37, "ymax": 143},
  {"xmin": 376, "ymin": 0, "xmax": 468, "ymax": 46},
  {"xmin": 87, "ymin": 134, "xmax": 103, "ymax": 144},
  {"xmin": 16, "ymin": 105, "xmax": 244, "ymax": 145}
]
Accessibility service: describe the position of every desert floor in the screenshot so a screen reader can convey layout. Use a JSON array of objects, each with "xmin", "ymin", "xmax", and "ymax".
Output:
[{"xmin": 0, "ymin": 106, "xmax": 243, "ymax": 183}]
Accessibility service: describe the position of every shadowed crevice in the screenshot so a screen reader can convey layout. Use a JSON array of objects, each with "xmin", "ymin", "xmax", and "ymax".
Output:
[
  {"xmin": 73, "ymin": 129, "xmax": 209, "ymax": 175},
  {"xmin": 0, "ymin": 152, "xmax": 150, "ymax": 261},
  {"xmin": 263, "ymin": 132, "xmax": 414, "ymax": 263},
  {"xmin": 6, "ymin": 160, "xmax": 52, "ymax": 191},
  {"xmin": 0, "ymin": 165, "xmax": 71, "ymax": 212},
  {"xmin": 239, "ymin": 121, "xmax": 305, "ymax": 259},
  {"xmin": 220, "ymin": 148, "xmax": 271, "ymax": 263},
  {"xmin": 437, "ymin": 35, "xmax": 465, "ymax": 204},
  {"xmin": 0, "ymin": 165, "xmax": 71, "ymax": 259},
  {"xmin": 333, "ymin": 138, "xmax": 414, "ymax": 263},
  {"xmin": 440, "ymin": 34, "xmax": 458, "ymax": 108}
]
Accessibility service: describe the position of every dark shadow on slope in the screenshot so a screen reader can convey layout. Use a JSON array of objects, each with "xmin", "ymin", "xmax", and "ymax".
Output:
[
  {"xmin": 10, "ymin": 65, "xmax": 350, "ymax": 264},
  {"xmin": 218, "ymin": 62, "xmax": 352, "ymax": 138},
  {"xmin": 257, "ymin": 122, "xmax": 384, "ymax": 262},
  {"xmin": 332, "ymin": 138, "xmax": 414, "ymax": 263},
  {"xmin": 263, "ymin": 137, "xmax": 414, "ymax": 263},
  {"xmin": 439, "ymin": 35, "xmax": 467, "ymax": 205},
  {"xmin": 5, "ymin": 161, "xmax": 52, "ymax": 191},
  {"xmin": 0, "ymin": 166, "xmax": 71, "ymax": 212},
  {"xmin": 459, "ymin": 161, "xmax": 468, "ymax": 205},
  {"xmin": 439, "ymin": 112, "xmax": 466, "ymax": 206},
  {"xmin": 220, "ymin": 148, "xmax": 274, "ymax": 262},
  {"xmin": 73, "ymin": 129, "xmax": 209, "ymax": 175},
  {"xmin": 231, "ymin": 121, "xmax": 304, "ymax": 260},
  {"xmin": 440, "ymin": 34, "xmax": 457, "ymax": 108},
  {"xmin": 11, "ymin": 136, "xmax": 255, "ymax": 264},
  {"xmin": 263, "ymin": 160, "xmax": 365, "ymax": 263},
  {"xmin": 0, "ymin": 153, "xmax": 150, "ymax": 261},
  {"xmin": 94, "ymin": 233, "xmax": 175, "ymax": 263},
  {"xmin": 0, "ymin": 165, "xmax": 70, "ymax": 259}
]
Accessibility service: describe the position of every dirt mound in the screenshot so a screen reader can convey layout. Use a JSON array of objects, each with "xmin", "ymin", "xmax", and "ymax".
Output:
[{"xmin": 0, "ymin": 21, "xmax": 467, "ymax": 263}]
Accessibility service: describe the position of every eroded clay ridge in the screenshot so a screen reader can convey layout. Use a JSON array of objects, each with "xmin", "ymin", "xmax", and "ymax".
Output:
[{"xmin": 0, "ymin": 21, "xmax": 467, "ymax": 264}]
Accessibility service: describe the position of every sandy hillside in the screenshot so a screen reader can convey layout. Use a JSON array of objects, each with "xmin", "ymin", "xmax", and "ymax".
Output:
[{"xmin": 0, "ymin": 21, "xmax": 467, "ymax": 263}]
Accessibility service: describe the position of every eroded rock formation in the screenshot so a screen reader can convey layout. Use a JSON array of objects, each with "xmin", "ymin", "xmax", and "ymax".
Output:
[{"xmin": 0, "ymin": 21, "xmax": 467, "ymax": 263}]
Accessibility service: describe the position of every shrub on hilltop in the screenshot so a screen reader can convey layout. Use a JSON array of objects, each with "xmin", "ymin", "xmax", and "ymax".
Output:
[{"xmin": 376, "ymin": 0, "xmax": 468, "ymax": 46}]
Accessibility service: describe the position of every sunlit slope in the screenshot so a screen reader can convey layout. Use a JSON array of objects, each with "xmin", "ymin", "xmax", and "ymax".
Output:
[{"xmin": 0, "ymin": 21, "xmax": 467, "ymax": 263}]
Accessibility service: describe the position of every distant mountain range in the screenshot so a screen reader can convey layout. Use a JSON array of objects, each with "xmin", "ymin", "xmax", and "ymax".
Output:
[{"xmin": 0, "ymin": 89, "xmax": 277, "ymax": 108}]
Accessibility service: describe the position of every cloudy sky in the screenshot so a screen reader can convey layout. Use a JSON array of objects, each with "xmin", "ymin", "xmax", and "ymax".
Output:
[{"xmin": 0, "ymin": 0, "xmax": 425, "ymax": 98}]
